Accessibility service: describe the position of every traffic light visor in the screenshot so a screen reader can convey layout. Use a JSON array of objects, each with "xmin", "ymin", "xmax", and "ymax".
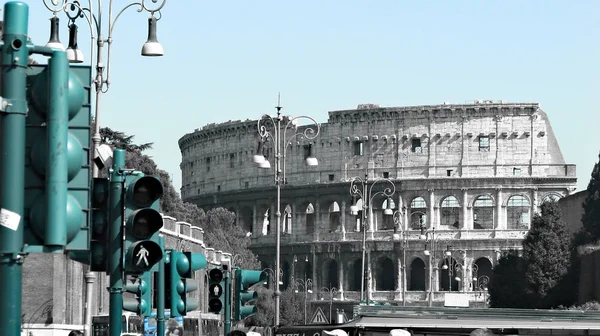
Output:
[
  {"xmin": 209, "ymin": 268, "xmax": 223, "ymax": 283},
  {"xmin": 127, "ymin": 175, "xmax": 163, "ymax": 208},
  {"xmin": 126, "ymin": 208, "xmax": 163, "ymax": 239}
]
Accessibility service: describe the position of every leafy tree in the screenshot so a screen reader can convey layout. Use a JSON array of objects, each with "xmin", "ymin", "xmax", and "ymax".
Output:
[
  {"xmin": 522, "ymin": 202, "xmax": 573, "ymax": 308},
  {"xmin": 248, "ymin": 287, "xmax": 275, "ymax": 327},
  {"xmin": 248, "ymin": 287, "xmax": 305, "ymax": 327},
  {"xmin": 99, "ymin": 127, "xmax": 154, "ymax": 152},
  {"xmin": 488, "ymin": 250, "xmax": 529, "ymax": 308},
  {"xmin": 580, "ymin": 152, "xmax": 600, "ymax": 244}
]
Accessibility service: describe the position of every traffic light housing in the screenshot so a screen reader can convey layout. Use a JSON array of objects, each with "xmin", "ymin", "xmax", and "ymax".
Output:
[
  {"xmin": 235, "ymin": 269, "xmax": 267, "ymax": 320},
  {"xmin": 23, "ymin": 57, "xmax": 92, "ymax": 253},
  {"xmin": 123, "ymin": 173, "xmax": 164, "ymax": 274},
  {"xmin": 123, "ymin": 272, "xmax": 152, "ymax": 317},
  {"xmin": 168, "ymin": 251, "xmax": 207, "ymax": 317},
  {"xmin": 208, "ymin": 268, "xmax": 225, "ymax": 314},
  {"xmin": 88, "ymin": 178, "xmax": 109, "ymax": 271}
]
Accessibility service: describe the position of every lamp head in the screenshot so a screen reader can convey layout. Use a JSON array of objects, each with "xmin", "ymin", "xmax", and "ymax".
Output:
[
  {"xmin": 305, "ymin": 156, "xmax": 318, "ymax": 166},
  {"xmin": 141, "ymin": 16, "xmax": 164, "ymax": 56},
  {"xmin": 349, "ymin": 205, "xmax": 358, "ymax": 215},
  {"xmin": 66, "ymin": 23, "xmax": 84, "ymax": 63},
  {"xmin": 46, "ymin": 16, "xmax": 65, "ymax": 51},
  {"xmin": 258, "ymin": 160, "xmax": 271, "ymax": 169}
]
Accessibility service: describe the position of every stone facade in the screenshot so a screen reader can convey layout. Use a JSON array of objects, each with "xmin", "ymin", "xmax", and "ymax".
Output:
[
  {"xmin": 21, "ymin": 215, "xmax": 225, "ymax": 336},
  {"xmin": 179, "ymin": 101, "xmax": 577, "ymax": 310}
]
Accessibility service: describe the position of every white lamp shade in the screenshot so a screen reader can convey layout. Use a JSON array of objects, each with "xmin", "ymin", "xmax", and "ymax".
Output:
[
  {"xmin": 253, "ymin": 154, "xmax": 265, "ymax": 164},
  {"xmin": 424, "ymin": 250, "xmax": 430, "ymax": 256},
  {"xmin": 349, "ymin": 205, "xmax": 358, "ymax": 215},
  {"xmin": 259, "ymin": 160, "xmax": 271, "ymax": 169},
  {"xmin": 305, "ymin": 156, "xmax": 318, "ymax": 166},
  {"xmin": 66, "ymin": 47, "xmax": 84, "ymax": 63}
]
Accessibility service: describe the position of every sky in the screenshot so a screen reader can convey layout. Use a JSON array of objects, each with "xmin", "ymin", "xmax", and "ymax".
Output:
[{"xmin": 17, "ymin": 0, "xmax": 600, "ymax": 193}]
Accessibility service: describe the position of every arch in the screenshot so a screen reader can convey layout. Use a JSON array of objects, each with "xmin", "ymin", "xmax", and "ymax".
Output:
[
  {"xmin": 322, "ymin": 259, "xmax": 339, "ymax": 289},
  {"xmin": 439, "ymin": 257, "xmax": 460, "ymax": 291},
  {"xmin": 409, "ymin": 258, "xmax": 426, "ymax": 291},
  {"xmin": 542, "ymin": 193, "xmax": 562, "ymax": 203},
  {"xmin": 328, "ymin": 201, "xmax": 342, "ymax": 232},
  {"xmin": 305, "ymin": 203, "xmax": 315, "ymax": 234},
  {"xmin": 507, "ymin": 195, "xmax": 531, "ymax": 230},
  {"xmin": 351, "ymin": 198, "xmax": 366, "ymax": 232},
  {"xmin": 349, "ymin": 258, "xmax": 363, "ymax": 291},
  {"xmin": 376, "ymin": 257, "xmax": 395, "ymax": 290},
  {"xmin": 239, "ymin": 206, "xmax": 253, "ymax": 234},
  {"xmin": 261, "ymin": 208, "xmax": 271, "ymax": 235},
  {"xmin": 283, "ymin": 204, "xmax": 293, "ymax": 234},
  {"xmin": 282, "ymin": 260, "xmax": 291, "ymax": 290},
  {"xmin": 440, "ymin": 195, "xmax": 460, "ymax": 229},
  {"xmin": 473, "ymin": 257, "xmax": 493, "ymax": 291},
  {"xmin": 473, "ymin": 195, "xmax": 494, "ymax": 230},
  {"xmin": 409, "ymin": 197, "xmax": 427, "ymax": 230}
]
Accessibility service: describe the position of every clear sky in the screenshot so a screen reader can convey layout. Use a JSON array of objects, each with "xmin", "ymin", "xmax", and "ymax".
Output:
[{"xmin": 20, "ymin": 0, "xmax": 600, "ymax": 193}]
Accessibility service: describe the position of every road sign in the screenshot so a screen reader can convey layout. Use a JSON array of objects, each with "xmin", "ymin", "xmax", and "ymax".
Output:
[{"xmin": 310, "ymin": 307, "xmax": 329, "ymax": 324}]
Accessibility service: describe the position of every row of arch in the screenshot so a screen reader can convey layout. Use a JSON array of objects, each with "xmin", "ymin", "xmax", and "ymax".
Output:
[{"xmin": 237, "ymin": 193, "xmax": 561, "ymax": 235}]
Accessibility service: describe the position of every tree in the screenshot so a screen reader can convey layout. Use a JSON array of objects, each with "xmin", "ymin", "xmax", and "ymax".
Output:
[
  {"xmin": 248, "ymin": 287, "xmax": 305, "ymax": 327},
  {"xmin": 580, "ymin": 152, "xmax": 600, "ymax": 244},
  {"xmin": 522, "ymin": 202, "xmax": 573, "ymax": 308},
  {"xmin": 488, "ymin": 250, "xmax": 529, "ymax": 308},
  {"xmin": 99, "ymin": 127, "xmax": 154, "ymax": 152}
]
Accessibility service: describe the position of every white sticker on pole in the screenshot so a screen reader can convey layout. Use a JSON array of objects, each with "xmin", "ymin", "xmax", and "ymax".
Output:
[{"xmin": 0, "ymin": 208, "xmax": 21, "ymax": 231}]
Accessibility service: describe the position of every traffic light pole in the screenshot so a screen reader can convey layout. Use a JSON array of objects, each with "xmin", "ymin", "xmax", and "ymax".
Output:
[
  {"xmin": 224, "ymin": 271, "xmax": 231, "ymax": 336},
  {"xmin": 157, "ymin": 235, "xmax": 166, "ymax": 336},
  {"xmin": 109, "ymin": 149, "xmax": 125, "ymax": 336},
  {"xmin": 0, "ymin": 3, "xmax": 29, "ymax": 335}
]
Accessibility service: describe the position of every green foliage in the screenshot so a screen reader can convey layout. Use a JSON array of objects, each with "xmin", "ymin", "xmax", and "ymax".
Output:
[
  {"xmin": 99, "ymin": 127, "xmax": 154, "ymax": 152},
  {"xmin": 522, "ymin": 202, "xmax": 573, "ymax": 308},
  {"xmin": 247, "ymin": 287, "xmax": 306, "ymax": 327},
  {"xmin": 580, "ymin": 152, "xmax": 600, "ymax": 244},
  {"xmin": 488, "ymin": 250, "xmax": 529, "ymax": 308},
  {"xmin": 563, "ymin": 301, "xmax": 600, "ymax": 311}
]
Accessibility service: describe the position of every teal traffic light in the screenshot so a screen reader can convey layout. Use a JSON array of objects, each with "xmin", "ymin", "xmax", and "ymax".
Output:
[
  {"xmin": 208, "ymin": 268, "xmax": 225, "ymax": 314},
  {"xmin": 23, "ymin": 55, "xmax": 92, "ymax": 253},
  {"xmin": 168, "ymin": 251, "xmax": 207, "ymax": 316},
  {"xmin": 123, "ymin": 272, "xmax": 152, "ymax": 317},
  {"xmin": 235, "ymin": 269, "xmax": 267, "ymax": 320},
  {"xmin": 123, "ymin": 173, "xmax": 164, "ymax": 274}
]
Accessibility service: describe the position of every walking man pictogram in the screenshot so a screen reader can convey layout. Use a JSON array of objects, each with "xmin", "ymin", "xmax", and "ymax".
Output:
[{"xmin": 136, "ymin": 246, "xmax": 149, "ymax": 267}]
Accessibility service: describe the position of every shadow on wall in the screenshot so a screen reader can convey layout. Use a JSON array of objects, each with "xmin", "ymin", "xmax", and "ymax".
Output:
[{"xmin": 22, "ymin": 299, "xmax": 53, "ymax": 330}]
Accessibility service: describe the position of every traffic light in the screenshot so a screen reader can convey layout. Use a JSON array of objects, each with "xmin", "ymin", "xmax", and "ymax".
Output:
[
  {"xmin": 123, "ymin": 173, "xmax": 164, "ymax": 274},
  {"xmin": 88, "ymin": 178, "xmax": 109, "ymax": 271},
  {"xmin": 208, "ymin": 268, "xmax": 225, "ymax": 314},
  {"xmin": 123, "ymin": 272, "xmax": 152, "ymax": 317},
  {"xmin": 235, "ymin": 269, "xmax": 267, "ymax": 320},
  {"xmin": 23, "ymin": 54, "xmax": 92, "ymax": 253},
  {"xmin": 169, "ymin": 251, "xmax": 207, "ymax": 316}
]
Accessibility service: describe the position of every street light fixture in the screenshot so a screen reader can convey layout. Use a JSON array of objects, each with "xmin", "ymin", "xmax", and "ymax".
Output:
[
  {"xmin": 294, "ymin": 278, "xmax": 313, "ymax": 324},
  {"xmin": 419, "ymin": 226, "xmax": 440, "ymax": 307},
  {"xmin": 320, "ymin": 286, "xmax": 338, "ymax": 324},
  {"xmin": 255, "ymin": 93, "xmax": 320, "ymax": 326},
  {"xmin": 43, "ymin": 0, "xmax": 167, "ymax": 179},
  {"xmin": 349, "ymin": 174, "xmax": 395, "ymax": 303}
]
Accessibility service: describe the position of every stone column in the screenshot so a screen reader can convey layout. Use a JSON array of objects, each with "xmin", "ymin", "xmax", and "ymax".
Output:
[
  {"xmin": 495, "ymin": 188, "xmax": 503, "ymax": 231},
  {"xmin": 461, "ymin": 188, "xmax": 468, "ymax": 231},
  {"xmin": 532, "ymin": 188, "xmax": 539, "ymax": 219},
  {"xmin": 428, "ymin": 189, "xmax": 436, "ymax": 229},
  {"xmin": 338, "ymin": 259, "xmax": 345, "ymax": 297},
  {"xmin": 314, "ymin": 201, "xmax": 321, "ymax": 241},
  {"xmin": 340, "ymin": 200, "xmax": 347, "ymax": 240}
]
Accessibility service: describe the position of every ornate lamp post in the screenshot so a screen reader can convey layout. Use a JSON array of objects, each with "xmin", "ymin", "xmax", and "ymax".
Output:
[
  {"xmin": 294, "ymin": 278, "xmax": 313, "ymax": 324},
  {"xmin": 43, "ymin": 0, "xmax": 167, "ymax": 179},
  {"xmin": 254, "ymin": 94, "xmax": 320, "ymax": 326},
  {"xmin": 320, "ymin": 286, "xmax": 338, "ymax": 323},
  {"xmin": 349, "ymin": 175, "xmax": 395, "ymax": 303},
  {"xmin": 390, "ymin": 209, "xmax": 408, "ymax": 306},
  {"xmin": 420, "ymin": 226, "xmax": 445, "ymax": 307}
]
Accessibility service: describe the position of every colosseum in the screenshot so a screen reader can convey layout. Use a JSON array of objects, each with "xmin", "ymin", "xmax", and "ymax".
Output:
[{"xmin": 178, "ymin": 101, "xmax": 577, "ymax": 310}]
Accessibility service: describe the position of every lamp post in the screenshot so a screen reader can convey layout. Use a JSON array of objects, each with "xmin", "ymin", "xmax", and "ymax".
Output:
[
  {"xmin": 294, "ymin": 278, "xmax": 313, "ymax": 324},
  {"xmin": 349, "ymin": 174, "xmax": 395, "ymax": 303},
  {"xmin": 43, "ymin": 0, "xmax": 167, "ymax": 179},
  {"xmin": 254, "ymin": 94, "xmax": 320, "ymax": 326},
  {"xmin": 390, "ymin": 210, "xmax": 407, "ymax": 306},
  {"xmin": 420, "ymin": 226, "xmax": 445, "ymax": 307},
  {"xmin": 320, "ymin": 286, "xmax": 338, "ymax": 324}
]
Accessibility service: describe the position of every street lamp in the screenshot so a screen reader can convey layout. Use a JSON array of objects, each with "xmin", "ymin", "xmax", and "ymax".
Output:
[
  {"xmin": 349, "ymin": 174, "xmax": 395, "ymax": 303},
  {"xmin": 255, "ymin": 94, "xmax": 320, "ymax": 326},
  {"xmin": 43, "ymin": 0, "xmax": 167, "ymax": 179},
  {"xmin": 420, "ymin": 226, "xmax": 444, "ymax": 307},
  {"xmin": 294, "ymin": 278, "xmax": 313, "ymax": 324},
  {"xmin": 320, "ymin": 286, "xmax": 338, "ymax": 324},
  {"xmin": 389, "ymin": 210, "xmax": 408, "ymax": 306}
]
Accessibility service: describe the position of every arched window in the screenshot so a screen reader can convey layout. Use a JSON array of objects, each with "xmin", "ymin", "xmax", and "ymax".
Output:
[
  {"xmin": 473, "ymin": 258, "xmax": 493, "ymax": 291},
  {"xmin": 376, "ymin": 258, "xmax": 395, "ymax": 290},
  {"xmin": 441, "ymin": 196, "xmax": 460, "ymax": 229},
  {"xmin": 283, "ymin": 204, "xmax": 292, "ymax": 234},
  {"xmin": 543, "ymin": 193, "xmax": 562, "ymax": 203},
  {"xmin": 322, "ymin": 259, "xmax": 338, "ymax": 290},
  {"xmin": 409, "ymin": 258, "xmax": 426, "ymax": 291},
  {"xmin": 410, "ymin": 197, "xmax": 427, "ymax": 230},
  {"xmin": 507, "ymin": 195, "xmax": 530, "ymax": 229},
  {"xmin": 328, "ymin": 202, "xmax": 341, "ymax": 232},
  {"xmin": 473, "ymin": 195, "xmax": 494, "ymax": 230},
  {"xmin": 305, "ymin": 203, "xmax": 315, "ymax": 234}
]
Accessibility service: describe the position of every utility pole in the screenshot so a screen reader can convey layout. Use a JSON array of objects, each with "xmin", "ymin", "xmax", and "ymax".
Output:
[
  {"xmin": 0, "ymin": 2, "xmax": 28, "ymax": 335},
  {"xmin": 109, "ymin": 149, "xmax": 125, "ymax": 336}
]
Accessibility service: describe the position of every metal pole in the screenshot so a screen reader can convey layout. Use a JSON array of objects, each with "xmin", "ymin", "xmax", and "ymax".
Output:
[
  {"xmin": 303, "ymin": 290, "xmax": 307, "ymax": 324},
  {"xmin": 0, "ymin": 3, "xmax": 28, "ymax": 335},
  {"xmin": 108, "ymin": 149, "xmax": 125, "ymax": 336},
  {"xmin": 224, "ymin": 270, "xmax": 231, "ymax": 335},
  {"xmin": 402, "ymin": 239, "xmax": 406, "ymax": 307},
  {"xmin": 157, "ymin": 236, "xmax": 166, "ymax": 336},
  {"xmin": 274, "ymin": 106, "xmax": 282, "ymax": 326},
  {"xmin": 91, "ymin": 37, "xmax": 104, "ymax": 178},
  {"xmin": 360, "ymin": 178, "xmax": 367, "ymax": 303},
  {"xmin": 84, "ymin": 271, "xmax": 96, "ymax": 336}
]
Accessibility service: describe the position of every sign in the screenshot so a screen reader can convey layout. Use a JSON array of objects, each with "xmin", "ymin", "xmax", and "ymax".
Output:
[
  {"xmin": 310, "ymin": 307, "xmax": 329, "ymax": 324},
  {"xmin": 444, "ymin": 293, "xmax": 470, "ymax": 307}
]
